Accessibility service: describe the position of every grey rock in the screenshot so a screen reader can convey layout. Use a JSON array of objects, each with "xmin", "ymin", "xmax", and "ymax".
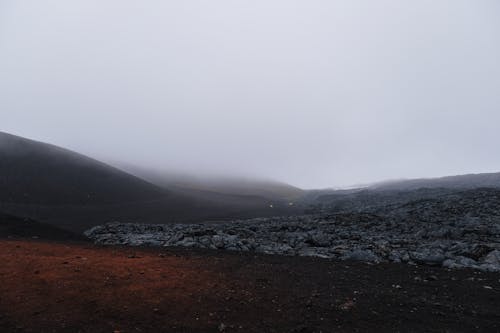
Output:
[
  {"xmin": 410, "ymin": 249, "xmax": 446, "ymax": 265},
  {"xmin": 212, "ymin": 235, "xmax": 225, "ymax": 249},
  {"xmin": 483, "ymin": 250, "xmax": 500, "ymax": 266},
  {"xmin": 84, "ymin": 194, "xmax": 500, "ymax": 272},
  {"xmin": 342, "ymin": 249, "xmax": 380, "ymax": 262},
  {"xmin": 442, "ymin": 256, "xmax": 478, "ymax": 270}
]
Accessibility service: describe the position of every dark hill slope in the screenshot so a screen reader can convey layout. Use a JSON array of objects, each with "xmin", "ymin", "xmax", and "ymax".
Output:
[
  {"xmin": 0, "ymin": 132, "xmax": 302, "ymax": 232},
  {"xmin": 0, "ymin": 132, "xmax": 166, "ymax": 205},
  {"xmin": 0, "ymin": 211, "xmax": 84, "ymax": 240}
]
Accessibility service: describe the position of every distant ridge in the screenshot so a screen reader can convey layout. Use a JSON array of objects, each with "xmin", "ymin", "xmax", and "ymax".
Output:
[
  {"xmin": 301, "ymin": 171, "xmax": 500, "ymax": 205},
  {"xmin": 368, "ymin": 172, "xmax": 500, "ymax": 191},
  {"xmin": 120, "ymin": 165, "xmax": 304, "ymax": 202}
]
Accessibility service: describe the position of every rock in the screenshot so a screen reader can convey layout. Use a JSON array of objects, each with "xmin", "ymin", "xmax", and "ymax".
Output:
[
  {"xmin": 478, "ymin": 264, "xmax": 500, "ymax": 272},
  {"xmin": 305, "ymin": 232, "xmax": 331, "ymax": 247},
  {"xmin": 483, "ymin": 250, "xmax": 500, "ymax": 266},
  {"xmin": 84, "ymin": 194, "xmax": 500, "ymax": 273},
  {"xmin": 442, "ymin": 256, "xmax": 478, "ymax": 270},
  {"xmin": 410, "ymin": 249, "xmax": 446, "ymax": 266},
  {"xmin": 342, "ymin": 250, "xmax": 380, "ymax": 262},
  {"xmin": 477, "ymin": 250, "xmax": 500, "ymax": 272},
  {"xmin": 212, "ymin": 235, "xmax": 225, "ymax": 249},
  {"xmin": 141, "ymin": 240, "xmax": 163, "ymax": 247},
  {"xmin": 198, "ymin": 236, "xmax": 213, "ymax": 247},
  {"xmin": 467, "ymin": 244, "xmax": 493, "ymax": 260}
]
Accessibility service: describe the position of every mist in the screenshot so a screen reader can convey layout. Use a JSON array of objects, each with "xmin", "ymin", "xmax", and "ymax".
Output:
[{"xmin": 1, "ymin": 0, "xmax": 499, "ymax": 189}]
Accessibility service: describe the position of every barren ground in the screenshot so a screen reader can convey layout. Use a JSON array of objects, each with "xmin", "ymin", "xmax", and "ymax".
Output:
[{"xmin": 0, "ymin": 239, "xmax": 499, "ymax": 333}]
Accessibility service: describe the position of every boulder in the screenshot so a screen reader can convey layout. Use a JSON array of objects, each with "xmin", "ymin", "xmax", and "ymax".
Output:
[
  {"xmin": 410, "ymin": 249, "xmax": 446, "ymax": 266},
  {"xmin": 342, "ymin": 250, "xmax": 380, "ymax": 262},
  {"xmin": 483, "ymin": 250, "xmax": 500, "ymax": 266}
]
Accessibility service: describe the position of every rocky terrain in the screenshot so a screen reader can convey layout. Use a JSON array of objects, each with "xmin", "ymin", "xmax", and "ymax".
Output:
[{"xmin": 85, "ymin": 188, "xmax": 500, "ymax": 272}]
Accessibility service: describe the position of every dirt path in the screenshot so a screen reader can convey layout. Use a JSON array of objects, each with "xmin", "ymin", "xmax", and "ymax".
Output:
[{"xmin": 0, "ymin": 240, "xmax": 499, "ymax": 332}]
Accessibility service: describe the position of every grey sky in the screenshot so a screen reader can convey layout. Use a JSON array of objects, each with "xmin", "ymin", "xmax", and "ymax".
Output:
[{"xmin": 1, "ymin": 1, "xmax": 499, "ymax": 189}]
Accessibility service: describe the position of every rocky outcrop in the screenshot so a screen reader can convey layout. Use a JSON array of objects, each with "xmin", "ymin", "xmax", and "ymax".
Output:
[
  {"xmin": 85, "ymin": 211, "xmax": 500, "ymax": 272},
  {"xmin": 85, "ymin": 188, "xmax": 500, "ymax": 271}
]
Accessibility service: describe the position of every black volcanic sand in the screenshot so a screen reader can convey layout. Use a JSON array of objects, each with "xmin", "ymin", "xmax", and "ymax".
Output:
[
  {"xmin": 0, "ymin": 240, "xmax": 499, "ymax": 332},
  {"xmin": 0, "ymin": 213, "xmax": 85, "ymax": 241}
]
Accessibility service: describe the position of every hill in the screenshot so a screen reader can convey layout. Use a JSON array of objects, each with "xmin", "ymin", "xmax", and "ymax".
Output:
[
  {"xmin": 0, "ymin": 132, "xmax": 167, "ymax": 205},
  {"xmin": 119, "ymin": 166, "xmax": 304, "ymax": 202},
  {"xmin": 0, "ymin": 132, "xmax": 303, "ymax": 232},
  {"xmin": 369, "ymin": 172, "xmax": 500, "ymax": 191},
  {"xmin": 118, "ymin": 167, "xmax": 306, "ymax": 223},
  {"xmin": 304, "ymin": 171, "xmax": 500, "ymax": 212}
]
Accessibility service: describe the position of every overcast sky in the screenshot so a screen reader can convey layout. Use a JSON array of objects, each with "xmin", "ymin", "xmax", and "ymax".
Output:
[{"xmin": 1, "ymin": 1, "xmax": 499, "ymax": 188}]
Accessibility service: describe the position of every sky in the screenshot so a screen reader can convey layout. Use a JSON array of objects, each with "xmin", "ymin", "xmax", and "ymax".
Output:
[{"xmin": 1, "ymin": 0, "xmax": 499, "ymax": 189}]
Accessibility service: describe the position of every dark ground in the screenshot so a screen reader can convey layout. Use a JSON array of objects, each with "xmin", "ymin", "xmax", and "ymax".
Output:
[
  {"xmin": 0, "ymin": 213, "xmax": 85, "ymax": 241},
  {"xmin": 0, "ymin": 239, "xmax": 499, "ymax": 333}
]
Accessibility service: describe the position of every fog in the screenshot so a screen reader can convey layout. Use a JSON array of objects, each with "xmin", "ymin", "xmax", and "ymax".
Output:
[{"xmin": 1, "ymin": 1, "xmax": 499, "ymax": 189}]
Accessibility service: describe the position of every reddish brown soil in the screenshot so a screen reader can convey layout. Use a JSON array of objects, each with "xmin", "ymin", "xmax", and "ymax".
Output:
[{"xmin": 0, "ymin": 240, "xmax": 499, "ymax": 333}]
